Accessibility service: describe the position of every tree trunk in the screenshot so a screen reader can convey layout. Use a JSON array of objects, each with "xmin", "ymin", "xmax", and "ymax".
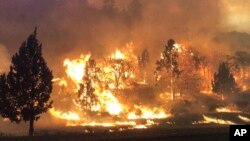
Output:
[{"xmin": 29, "ymin": 118, "xmax": 34, "ymax": 136}]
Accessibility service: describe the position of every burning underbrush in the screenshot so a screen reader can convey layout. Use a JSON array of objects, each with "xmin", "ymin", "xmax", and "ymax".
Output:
[{"xmin": 48, "ymin": 42, "xmax": 250, "ymax": 131}]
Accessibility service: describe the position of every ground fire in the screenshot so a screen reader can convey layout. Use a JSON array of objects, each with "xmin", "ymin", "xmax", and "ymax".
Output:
[
  {"xmin": 49, "ymin": 41, "xmax": 250, "ymax": 130},
  {"xmin": 50, "ymin": 43, "xmax": 172, "ymax": 128}
]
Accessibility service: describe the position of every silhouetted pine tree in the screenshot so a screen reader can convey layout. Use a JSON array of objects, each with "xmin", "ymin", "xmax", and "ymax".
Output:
[
  {"xmin": 0, "ymin": 74, "xmax": 13, "ymax": 117},
  {"xmin": 0, "ymin": 28, "xmax": 53, "ymax": 136},
  {"xmin": 212, "ymin": 62, "xmax": 238, "ymax": 94}
]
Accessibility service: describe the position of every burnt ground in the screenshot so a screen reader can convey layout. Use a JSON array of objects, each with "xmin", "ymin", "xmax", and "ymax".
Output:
[{"xmin": 0, "ymin": 125, "xmax": 229, "ymax": 141}]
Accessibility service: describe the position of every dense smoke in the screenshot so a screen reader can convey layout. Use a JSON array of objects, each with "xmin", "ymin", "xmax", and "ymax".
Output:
[
  {"xmin": 0, "ymin": 44, "xmax": 10, "ymax": 73},
  {"xmin": 0, "ymin": 0, "xmax": 234, "ymax": 74}
]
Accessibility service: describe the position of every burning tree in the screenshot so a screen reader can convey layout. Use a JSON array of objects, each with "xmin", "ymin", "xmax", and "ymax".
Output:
[
  {"xmin": 174, "ymin": 49, "xmax": 204, "ymax": 95},
  {"xmin": 0, "ymin": 28, "xmax": 53, "ymax": 136},
  {"xmin": 138, "ymin": 49, "xmax": 149, "ymax": 69},
  {"xmin": 212, "ymin": 62, "xmax": 238, "ymax": 97},
  {"xmin": 192, "ymin": 52, "xmax": 210, "ymax": 75},
  {"xmin": 104, "ymin": 50, "xmax": 135, "ymax": 90},
  {"xmin": 191, "ymin": 51, "xmax": 212, "ymax": 93},
  {"xmin": 235, "ymin": 51, "xmax": 250, "ymax": 66},
  {"xmin": 225, "ymin": 51, "xmax": 250, "ymax": 75},
  {"xmin": 155, "ymin": 39, "xmax": 181, "ymax": 100},
  {"xmin": 222, "ymin": 52, "xmax": 250, "ymax": 91},
  {"xmin": 234, "ymin": 51, "xmax": 250, "ymax": 78},
  {"xmin": 138, "ymin": 49, "xmax": 149, "ymax": 81},
  {"xmin": 76, "ymin": 57, "xmax": 98, "ymax": 112}
]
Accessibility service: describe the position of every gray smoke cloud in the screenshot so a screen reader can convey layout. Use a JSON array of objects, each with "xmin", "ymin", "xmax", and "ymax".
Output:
[
  {"xmin": 1, "ymin": 0, "xmax": 249, "ymax": 87},
  {"xmin": 0, "ymin": 0, "xmax": 243, "ymax": 66},
  {"xmin": 0, "ymin": 0, "xmax": 223, "ymax": 75}
]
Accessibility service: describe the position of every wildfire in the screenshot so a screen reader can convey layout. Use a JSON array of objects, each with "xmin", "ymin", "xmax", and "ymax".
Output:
[
  {"xmin": 238, "ymin": 115, "xmax": 250, "ymax": 122},
  {"xmin": 48, "ymin": 40, "xmax": 250, "ymax": 130},
  {"xmin": 112, "ymin": 50, "xmax": 125, "ymax": 60},
  {"xmin": 63, "ymin": 54, "xmax": 91, "ymax": 85},
  {"xmin": 128, "ymin": 106, "xmax": 170, "ymax": 120},
  {"xmin": 243, "ymin": 85, "xmax": 247, "ymax": 91},
  {"xmin": 200, "ymin": 89, "xmax": 212, "ymax": 95},
  {"xmin": 97, "ymin": 90, "xmax": 123, "ymax": 115},
  {"xmin": 61, "ymin": 52, "xmax": 130, "ymax": 115},
  {"xmin": 52, "ymin": 78, "xmax": 68, "ymax": 87},
  {"xmin": 215, "ymin": 106, "xmax": 240, "ymax": 113},
  {"xmin": 133, "ymin": 125, "xmax": 147, "ymax": 129},
  {"xmin": 67, "ymin": 121, "xmax": 137, "ymax": 127},
  {"xmin": 47, "ymin": 43, "xmax": 182, "ymax": 130},
  {"xmin": 216, "ymin": 107, "xmax": 232, "ymax": 113},
  {"xmin": 68, "ymin": 122, "xmax": 114, "ymax": 127},
  {"xmin": 51, "ymin": 51, "xmax": 122, "ymax": 118},
  {"xmin": 173, "ymin": 43, "xmax": 182, "ymax": 52},
  {"xmin": 49, "ymin": 108, "xmax": 80, "ymax": 121},
  {"xmin": 193, "ymin": 115, "xmax": 235, "ymax": 125}
]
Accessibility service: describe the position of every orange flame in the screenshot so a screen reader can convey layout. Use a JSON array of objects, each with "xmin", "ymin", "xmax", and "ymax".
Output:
[{"xmin": 49, "ymin": 108, "xmax": 80, "ymax": 121}]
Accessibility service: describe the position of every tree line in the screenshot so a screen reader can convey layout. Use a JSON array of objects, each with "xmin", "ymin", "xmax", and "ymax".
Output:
[{"xmin": 1, "ymin": 28, "xmax": 248, "ymax": 136}]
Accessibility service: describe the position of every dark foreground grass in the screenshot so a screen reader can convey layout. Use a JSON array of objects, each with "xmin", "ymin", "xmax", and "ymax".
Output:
[{"xmin": 0, "ymin": 126, "xmax": 229, "ymax": 141}]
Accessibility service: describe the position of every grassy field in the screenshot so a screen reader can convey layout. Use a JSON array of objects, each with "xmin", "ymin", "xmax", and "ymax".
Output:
[{"xmin": 0, "ymin": 125, "xmax": 229, "ymax": 141}]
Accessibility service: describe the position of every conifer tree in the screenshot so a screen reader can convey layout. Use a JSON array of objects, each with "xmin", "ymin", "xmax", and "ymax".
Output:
[
  {"xmin": 0, "ymin": 28, "xmax": 53, "ymax": 136},
  {"xmin": 212, "ymin": 62, "xmax": 238, "ymax": 95}
]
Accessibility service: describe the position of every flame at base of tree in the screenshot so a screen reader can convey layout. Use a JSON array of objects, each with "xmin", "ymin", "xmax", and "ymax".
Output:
[
  {"xmin": 49, "ymin": 41, "xmax": 250, "ymax": 128},
  {"xmin": 49, "ymin": 106, "xmax": 169, "ymax": 129},
  {"xmin": 49, "ymin": 108, "xmax": 80, "ymax": 121},
  {"xmin": 127, "ymin": 106, "xmax": 170, "ymax": 120},
  {"xmin": 50, "ymin": 43, "xmax": 172, "ymax": 128}
]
